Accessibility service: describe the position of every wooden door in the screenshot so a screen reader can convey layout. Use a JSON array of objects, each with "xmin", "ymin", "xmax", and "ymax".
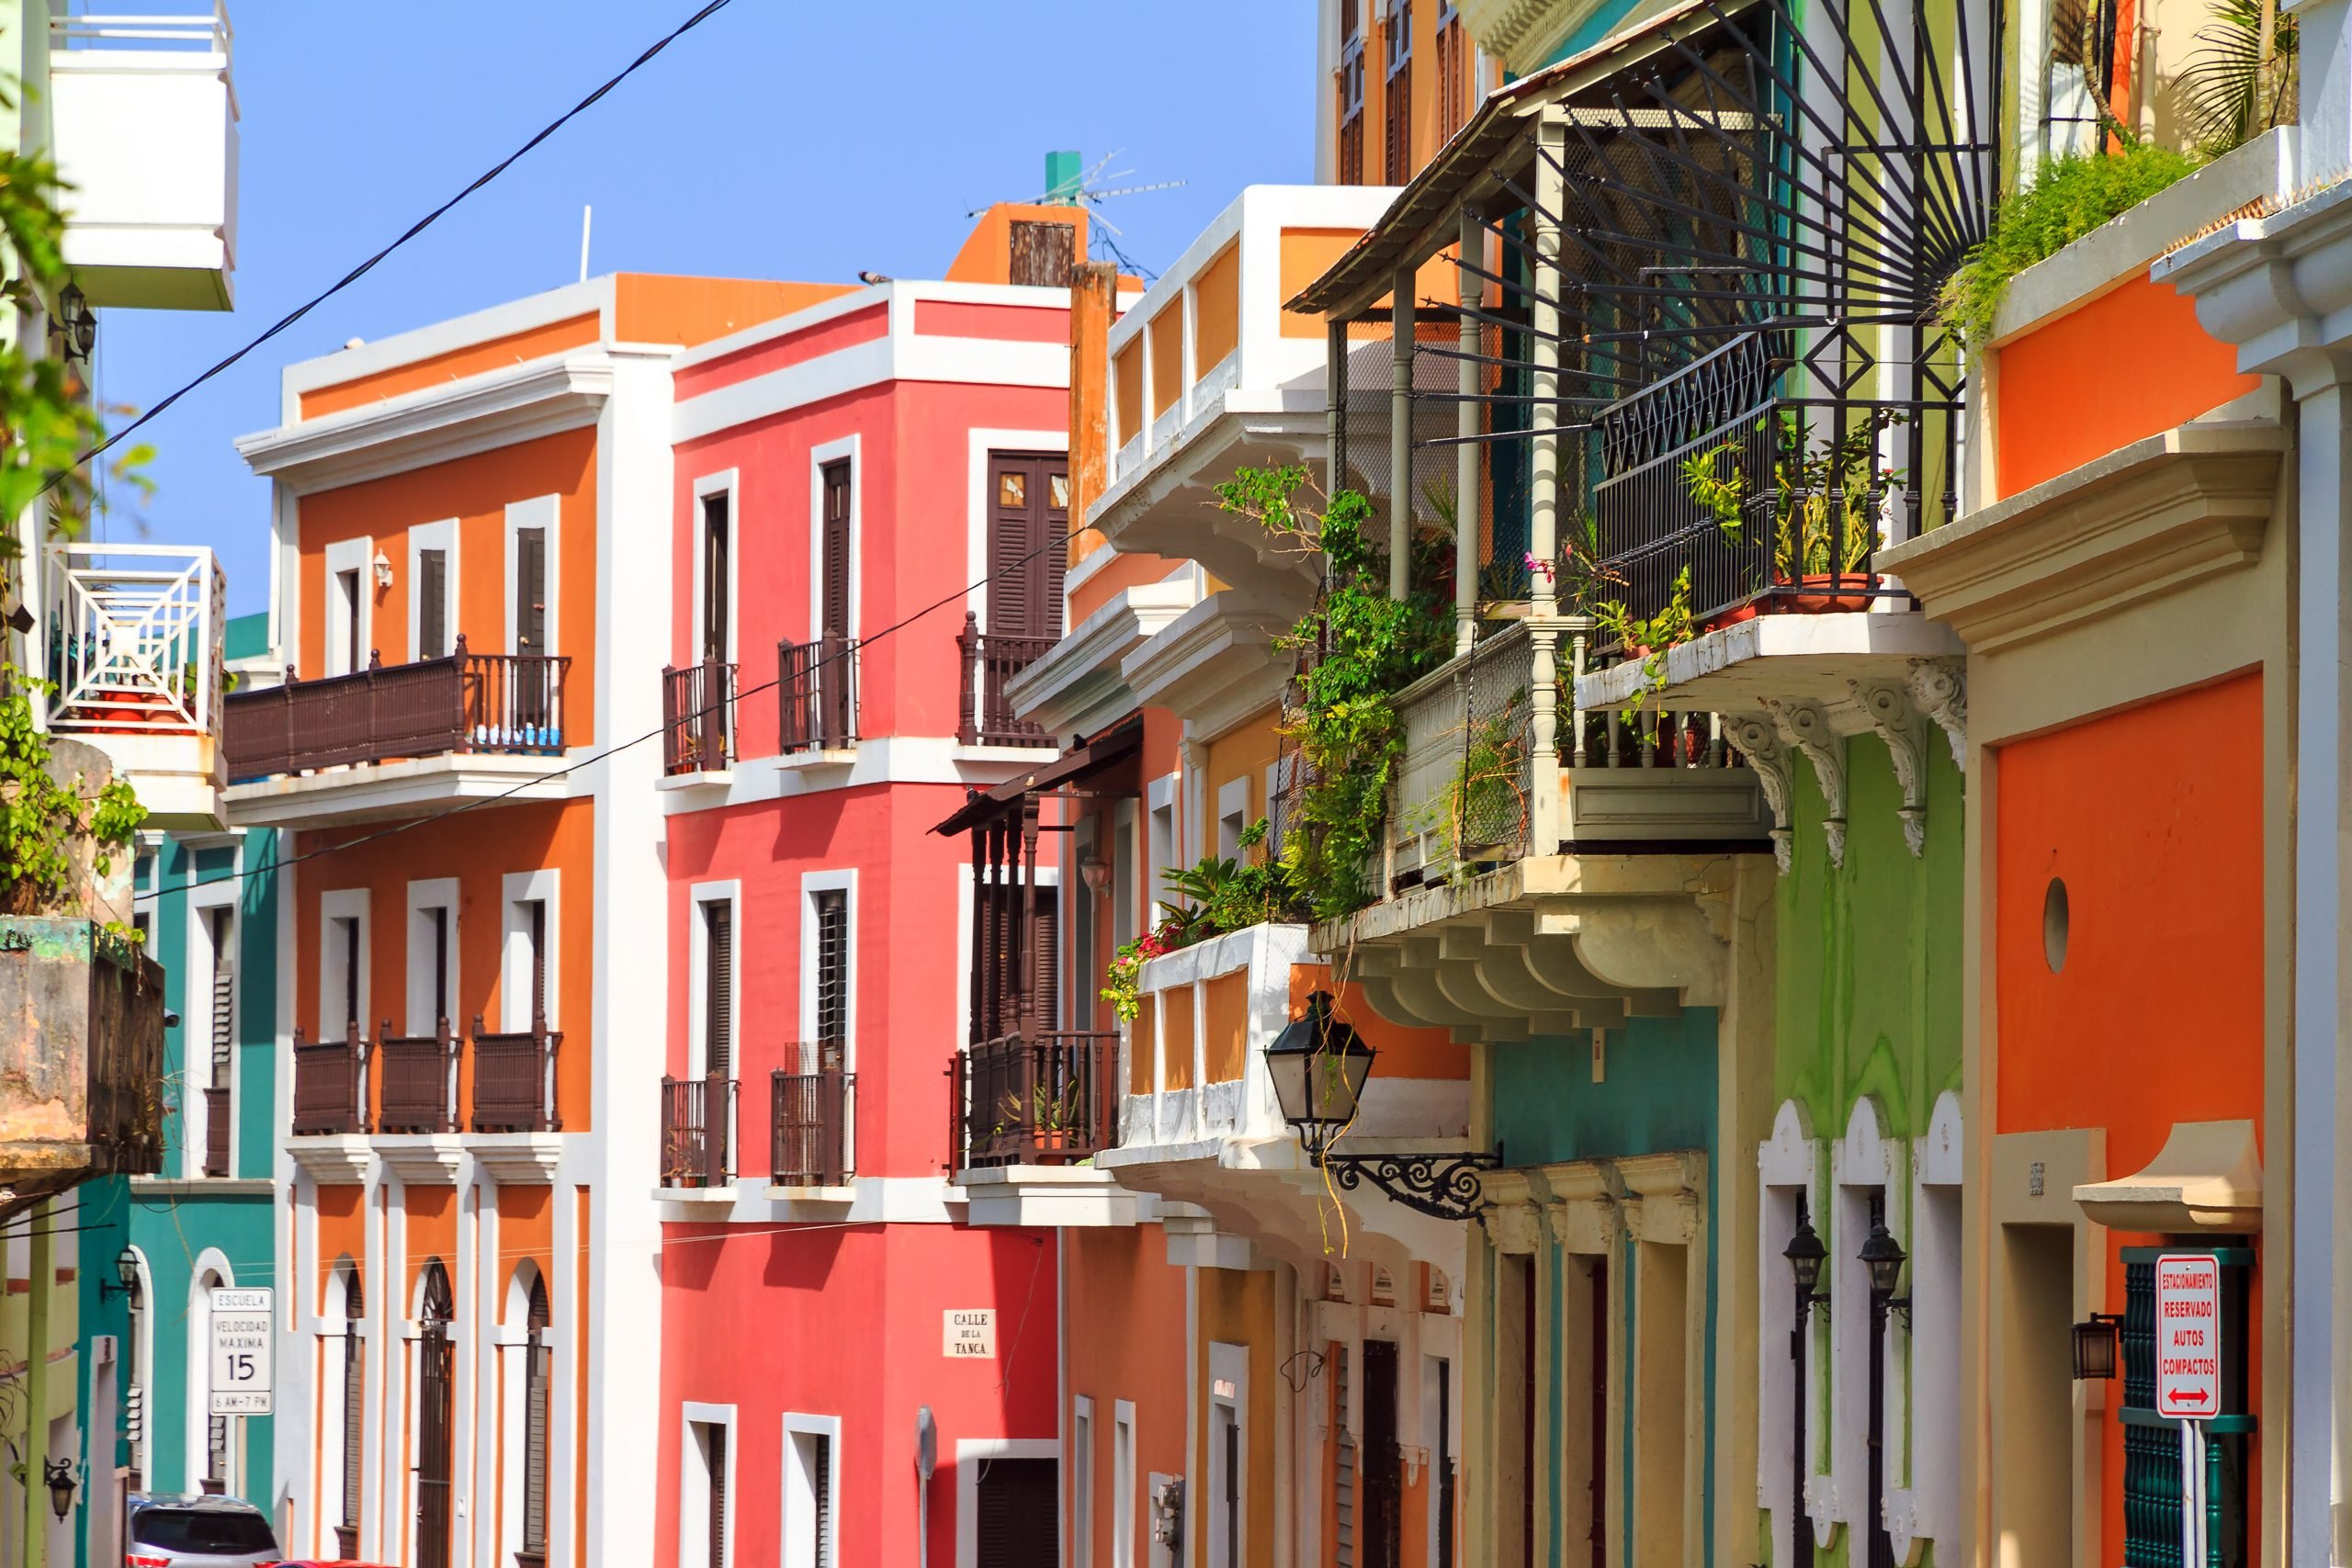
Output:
[
  {"xmin": 701, "ymin": 491, "xmax": 730, "ymax": 664},
  {"xmin": 1361, "ymin": 1338, "xmax": 1404, "ymax": 1568},
  {"xmin": 820, "ymin": 461, "xmax": 854, "ymax": 743},
  {"xmin": 416, "ymin": 1264, "xmax": 457, "ymax": 1568},
  {"xmin": 984, "ymin": 453, "xmax": 1069, "ymax": 640}
]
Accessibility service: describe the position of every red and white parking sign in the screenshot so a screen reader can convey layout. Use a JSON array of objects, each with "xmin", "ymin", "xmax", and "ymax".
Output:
[{"xmin": 2154, "ymin": 1253, "xmax": 2222, "ymax": 1418}]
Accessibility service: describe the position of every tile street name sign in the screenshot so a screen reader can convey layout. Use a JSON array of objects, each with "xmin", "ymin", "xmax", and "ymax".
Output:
[
  {"xmin": 209, "ymin": 1287, "xmax": 273, "ymax": 1415},
  {"xmin": 2154, "ymin": 1253, "xmax": 2222, "ymax": 1419},
  {"xmin": 944, "ymin": 1309, "xmax": 996, "ymax": 1359}
]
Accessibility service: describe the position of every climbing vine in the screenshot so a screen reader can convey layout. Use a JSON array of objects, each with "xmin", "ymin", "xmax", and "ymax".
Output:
[{"xmin": 0, "ymin": 668, "xmax": 146, "ymax": 916}]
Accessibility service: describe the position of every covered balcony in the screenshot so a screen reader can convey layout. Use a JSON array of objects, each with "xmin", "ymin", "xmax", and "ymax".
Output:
[
  {"xmin": 49, "ymin": 5, "xmax": 239, "ymax": 311},
  {"xmin": 1090, "ymin": 184, "xmax": 1399, "ymax": 614},
  {"xmin": 222, "ymin": 637, "xmax": 571, "ymax": 826},
  {"xmin": 0, "ymin": 918, "xmax": 166, "ymax": 1220},
  {"xmin": 44, "ymin": 543, "xmax": 226, "ymax": 829}
]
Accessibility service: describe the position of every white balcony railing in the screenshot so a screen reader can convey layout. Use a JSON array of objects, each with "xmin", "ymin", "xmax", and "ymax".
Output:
[
  {"xmin": 1118, "ymin": 922, "xmax": 1309, "ymax": 1154},
  {"xmin": 46, "ymin": 543, "xmax": 223, "ymax": 740},
  {"xmin": 49, "ymin": 4, "xmax": 239, "ymax": 311}
]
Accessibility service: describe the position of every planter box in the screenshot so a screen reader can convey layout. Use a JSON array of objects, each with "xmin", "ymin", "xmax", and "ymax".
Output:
[{"xmin": 0, "ymin": 916, "xmax": 166, "ymax": 1215}]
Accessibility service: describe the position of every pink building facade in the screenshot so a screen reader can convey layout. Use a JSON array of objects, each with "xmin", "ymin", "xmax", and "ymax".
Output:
[{"xmin": 650, "ymin": 261, "xmax": 1086, "ymax": 1568}]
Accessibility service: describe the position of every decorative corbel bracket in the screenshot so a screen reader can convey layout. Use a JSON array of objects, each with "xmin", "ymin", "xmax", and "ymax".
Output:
[
  {"xmin": 1775, "ymin": 699, "xmax": 1849, "ymax": 867},
  {"xmin": 1907, "ymin": 658, "xmax": 1966, "ymax": 772},
  {"xmin": 1852, "ymin": 678, "xmax": 1930, "ymax": 857},
  {"xmin": 1722, "ymin": 711, "xmax": 1796, "ymax": 874}
]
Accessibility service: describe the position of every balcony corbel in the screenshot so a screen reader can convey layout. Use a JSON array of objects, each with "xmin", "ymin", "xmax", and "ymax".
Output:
[{"xmin": 1850, "ymin": 678, "xmax": 1931, "ymax": 858}]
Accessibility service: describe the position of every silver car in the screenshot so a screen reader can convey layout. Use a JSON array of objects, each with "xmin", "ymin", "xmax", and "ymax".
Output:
[{"xmin": 125, "ymin": 1493, "xmax": 281, "ymax": 1566}]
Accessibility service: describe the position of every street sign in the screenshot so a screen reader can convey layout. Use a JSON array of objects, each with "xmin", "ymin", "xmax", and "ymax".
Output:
[
  {"xmin": 944, "ymin": 1309, "xmax": 996, "ymax": 1359},
  {"xmin": 2154, "ymin": 1253, "xmax": 2222, "ymax": 1419},
  {"xmin": 209, "ymin": 1287, "xmax": 273, "ymax": 1416}
]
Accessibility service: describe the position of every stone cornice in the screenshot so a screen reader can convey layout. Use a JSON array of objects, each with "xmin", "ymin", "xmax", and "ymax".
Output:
[
  {"xmin": 2154, "ymin": 174, "xmax": 2352, "ymax": 394},
  {"xmin": 1878, "ymin": 421, "xmax": 2283, "ymax": 651}
]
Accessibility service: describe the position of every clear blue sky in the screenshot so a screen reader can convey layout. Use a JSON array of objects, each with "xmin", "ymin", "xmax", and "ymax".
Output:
[{"xmin": 89, "ymin": 0, "xmax": 1319, "ymax": 618}]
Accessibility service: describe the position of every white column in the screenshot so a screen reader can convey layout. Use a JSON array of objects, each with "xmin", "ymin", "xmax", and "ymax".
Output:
[{"xmin": 1526, "ymin": 108, "xmax": 1567, "ymax": 855}]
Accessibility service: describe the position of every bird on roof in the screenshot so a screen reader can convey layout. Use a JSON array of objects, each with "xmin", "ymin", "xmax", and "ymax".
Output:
[{"xmin": 858, "ymin": 270, "xmax": 891, "ymax": 285}]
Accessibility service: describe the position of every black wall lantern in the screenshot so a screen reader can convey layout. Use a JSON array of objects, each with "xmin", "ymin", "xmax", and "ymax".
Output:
[
  {"xmin": 1784, "ymin": 1210, "xmax": 1831, "ymax": 1319},
  {"xmin": 1860, "ymin": 1215, "xmax": 1910, "ymax": 1325},
  {"xmin": 44, "ymin": 1457, "xmax": 75, "ymax": 1521},
  {"xmin": 2072, "ymin": 1312, "xmax": 2124, "ymax": 1381},
  {"xmin": 51, "ymin": 282, "xmax": 95, "ymax": 365},
  {"xmin": 1263, "ymin": 992, "xmax": 1498, "ymax": 1219},
  {"xmin": 100, "ymin": 1246, "xmax": 138, "ymax": 1303}
]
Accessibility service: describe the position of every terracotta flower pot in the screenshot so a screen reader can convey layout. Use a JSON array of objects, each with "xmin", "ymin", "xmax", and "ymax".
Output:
[{"xmin": 1780, "ymin": 571, "xmax": 1877, "ymax": 613}]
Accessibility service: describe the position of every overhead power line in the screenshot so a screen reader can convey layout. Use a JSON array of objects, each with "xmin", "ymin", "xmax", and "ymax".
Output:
[{"xmin": 61, "ymin": 0, "xmax": 743, "ymax": 485}]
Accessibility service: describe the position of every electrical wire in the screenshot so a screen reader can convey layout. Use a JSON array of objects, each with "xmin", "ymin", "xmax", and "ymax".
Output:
[
  {"xmin": 57, "ymin": 0, "xmax": 744, "ymax": 487},
  {"xmin": 134, "ymin": 525, "xmax": 1080, "ymax": 906}
]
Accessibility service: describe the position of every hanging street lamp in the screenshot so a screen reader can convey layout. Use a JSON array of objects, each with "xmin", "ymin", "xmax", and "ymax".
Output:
[{"xmin": 1262, "ymin": 991, "xmax": 1498, "ymax": 1219}]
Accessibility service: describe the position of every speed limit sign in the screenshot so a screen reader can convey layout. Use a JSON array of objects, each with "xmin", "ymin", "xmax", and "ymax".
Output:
[{"xmin": 209, "ymin": 1287, "xmax": 273, "ymax": 1416}]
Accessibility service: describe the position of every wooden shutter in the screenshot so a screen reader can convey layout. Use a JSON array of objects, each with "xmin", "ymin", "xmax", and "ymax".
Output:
[
  {"xmin": 986, "ymin": 455, "xmax": 1036, "ymax": 638},
  {"xmin": 707, "ymin": 1424, "xmax": 729, "ymax": 1568},
  {"xmin": 1030, "ymin": 888, "xmax": 1060, "ymax": 1033},
  {"xmin": 813, "ymin": 891, "xmax": 848, "ymax": 1072},
  {"xmin": 1042, "ymin": 466, "xmax": 1069, "ymax": 638},
  {"xmin": 342, "ymin": 1273, "xmax": 365, "ymax": 1532},
  {"xmin": 530, "ymin": 901, "xmax": 548, "ymax": 1027},
  {"xmin": 209, "ymin": 908, "xmax": 234, "ymax": 1089},
  {"xmin": 702, "ymin": 493, "xmax": 730, "ymax": 663},
  {"xmin": 812, "ymin": 1434, "xmax": 832, "ymax": 1568},
  {"xmin": 821, "ymin": 462, "xmax": 852, "ymax": 642},
  {"xmin": 705, "ymin": 902, "xmax": 733, "ymax": 1077},
  {"xmin": 419, "ymin": 548, "xmax": 448, "ymax": 660},
  {"xmin": 974, "ymin": 1457, "xmax": 1058, "ymax": 1568},
  {"xmin": 524, "ymin": 1277, "xmax": 551, "ymax": 1553},
  {"xmin": 1384, "ymin": 0, "xmax": 1413, "ymax": 186},
  {"xmin": 516, "ymin": 528, "xmax": 548, "ymax": 652},
  {"xmin": 1334, "ymin": 1346, "xmax": 1357, "ymax": 1568}
]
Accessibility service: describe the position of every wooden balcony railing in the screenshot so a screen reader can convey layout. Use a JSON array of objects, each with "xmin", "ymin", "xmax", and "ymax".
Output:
[
  {"xmin": 224, "ymin": 637, "xmax": 570, "ymax": 780},
  {"xmin": 290, "ymin": 1023, "xmax": 368, "ymax": 1136},
  {"xmin": 376, "ymin": 1020, "xmax": 458, "ymax": 1134},
  {"xmin": 661, "ymin": 660, "xmax": 736, "ymax": 774},
  {"xmin": 201, "ymin": 1086, "xmax": 230, "ymax": 1177},
  {"xmin": 778, "ymin": 635, "xmax": 858, "ymax": 752},
  {"xmin": 956, "ymin": 614, "xmax": 1053, "ymax": 747},
  {"xmin": 661, "ymin": 1074, "xmax": 736, "ymax": 1188},
  {"xmin": 470, "ymin": 1016, "xmax": 560, "ymax": 1134},
  {"xmin": 772, "ymin": 1065, "xmax": 852, "ymax": 1186},
  {"xmin": 948, "ymin": 1031, "xmax": 1119, "ymax": 1172}
]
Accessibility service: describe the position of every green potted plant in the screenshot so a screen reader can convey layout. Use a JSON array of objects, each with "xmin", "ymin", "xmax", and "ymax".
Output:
[{"xmin": 1683, "ymin": 411, "xmax": 1904, "ymax": 616}]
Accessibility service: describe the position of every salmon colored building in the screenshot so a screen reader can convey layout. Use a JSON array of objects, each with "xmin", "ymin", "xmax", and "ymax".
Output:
[{"xmin": 232, "ymin": 272, "xmax": 844, "ymax": 1566}]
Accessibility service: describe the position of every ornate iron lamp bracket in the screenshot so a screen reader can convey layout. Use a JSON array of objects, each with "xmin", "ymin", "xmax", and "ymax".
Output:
[{"xmin": 1316, "ymin": 1149, "xmax": 1504, "ymax": 1220}]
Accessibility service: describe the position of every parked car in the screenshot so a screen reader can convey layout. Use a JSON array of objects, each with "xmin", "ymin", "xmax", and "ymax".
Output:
[{"xmin": 124, "ymin": 1493, "xmax": 280, "ymax": 1566}]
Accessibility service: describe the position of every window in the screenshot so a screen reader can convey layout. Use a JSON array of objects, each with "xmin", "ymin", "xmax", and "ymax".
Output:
[
  {"xmin": 1383, "ymin": 0, "xmax": 1413, "ymax": 185},
  {"xmin": 410, "ymin": 517, "xmax": 458, "ymax": 663},
  {"xmin": 701, "ymin": 489, "xmax": 732, "ymax": 666},
  {"xmin": 1434, "ymin": 1, "xmax": 1469, "ymax": 141},
  {"xmin": 1111, "ymin": 801, "xmax": 1138, "ymax": 953},
  {"xmin": 1433, "ymin": 1358, "xmax": 1456, "ymax": 1568},
  {"xmin": 324, "ymin": 536, "xmax": 374, "ymax": 677},
  {"xmin": 809, "ymin": 888, "xmax": 848, "ymax": 1074},
  {"xmin": 1113, "ymin": 1405, "xmax": 1136, "ymax": 1568},
  {"xmin": 681, "ymin": 1410, "xmax": 735, "ymax": 1568},
  {"xmin": 124, "ymin": 1249, "xmax": 149, "ymax": 1490},
  {"xmin": 1338, "ymin": 0, "xmax": 1367, "ymax": 184},
  {"xmin": 985, "ymin": 451, "xmax": 1070, "ymax": 641},
  {"xmin": 321, "ymin": 893, "xmax": 368, "ymax": 1040},
  {"xmin": 1147, "ymin": 778, "xmax": 1178, "ymax": 922},
  {"xmin": 700, "ymin": 897, "xmax": 734, "ymax": 1080},
  {"xmin": 782, "ymin": 1416, "xmax": 840, "ymax": 1568},
  {"xmin": 505, "ymin": 494, "xmax": 560, "ymax": 659},
  {"xmin": 336, "ymin": 570, "xmax": 364, "ymax": 672},
  {"xmin": 337, "ymin": 1265, "xmax": 365, "ymax": 1555},
  {"xmin": 974, "ymin": 1456, "xmax": 1058, "ymax": 1568},
  {"xmin": 200, "ymin": 905, "xmax": 234, "ymax": 1178},
  {"xmin": 820, "ymin": 460, "xmax": 852, "ymax": 645},
  {"xmin": 523, "ymin": 1276, "xmax": 552, "ymax": 1559},
  {"xmin": 1216, "ymin": 776, "xmax": 1250, "ymax": 863},
  {"xmin": 1207, "ymin": 1346, "xmax": 1248, "ymax": 1568},
  {"xmin": 1073, "ymin": 1398, "xmax": 1095, "ymax": 1568},
  {"xmin": 502, "ymin": 873, "xmax": 558, "ymax": 1034},
  {"xmin": 407, "ymin": 880, "xmax": 458, "ymax": 1035}
]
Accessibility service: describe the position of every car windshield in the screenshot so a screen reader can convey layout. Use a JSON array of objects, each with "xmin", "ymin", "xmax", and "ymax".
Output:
[{"xmin": 131, "ymin": 1507, "xmax": 278, "ymax": 1552}]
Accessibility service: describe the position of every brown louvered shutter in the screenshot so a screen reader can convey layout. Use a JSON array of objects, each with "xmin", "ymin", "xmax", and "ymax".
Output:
[
  {"xmin": 705, "ymin": 902, "xmax": 733, "ymax": 1077},
  {"xmin": 813, "ymin": 891, "xmax": 848, "ymax": 1073},
  {"xmin": 1042, "ymin": 468, "xmax": 1069, "ymax": 637},
  {"xmin": 419, "ymin": 548, "xmax": 448, "ymax": 660},
  {"xmin": 524, "ymin": 1277, "xmax": 551, "ymax": 1553},
  {"xmin": 1030, "ymin": 888, "xmax": 1059, "ymax": 1033},
  {"xmin": 707, "ymin": 1425, "xmax": 729, "ymax": 1568},
  {"xmin": 987, "ymin": 456, "xmax": 1037, "ymax": 638},
  {"xmin": 974, "ymin": 1458, "xmax": 1058, "ymax": 1568},
  {"xmin": 516, "ymin": 529, "xmax": 548, "ymax": 653},
  {"xmin": 530, "ymin": 901, "xmax": 548, "ymax": 1026},
  {"xmin": 209, "ymin": 908, "xmax": 234, "ymax": 1089},
  {"xmin": 341, "ymin": 1273, "xmax": 365, "ymax": 1533},
  {"xmin": 821, "ymin": 462, "xmax": 852, "ymax": 642},
  {"xmin": 812, "ymin": 1434, "xmax": 832, "ymax": 1568},
  {"xmin": 702, "ymin": 493, "xmax": 730, "ymax": 663}
]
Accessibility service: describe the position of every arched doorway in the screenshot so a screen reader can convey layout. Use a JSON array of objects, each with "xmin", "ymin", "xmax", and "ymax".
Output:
[{"xmin": 415, "ymin": 1261, "xmax": 456, "ymax": 1568}]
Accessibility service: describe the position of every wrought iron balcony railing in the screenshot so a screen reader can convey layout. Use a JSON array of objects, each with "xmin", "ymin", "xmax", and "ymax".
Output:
[
  {"xmin": 772, "ymin": 1063, "xmax": 852, "ymax": 1186},
  {"xmin": 956, "ymin": 615, "xmax": 1053, "ymax": 747},
  {"xmin": 224, "ymin": 637, "xmax": 569, "ymax": 780},
  {"xmin": 290, "ymin": 1022, "xmax": 368, "ymax": 1136},
  {"xmin": 779, "ymin": 635, "xmax": 858, "ymax": 753},
  {"xmin": 470, "ymin": 1015, "xmax": 560, "ymax": 1134},
  {"xmin": 949, "ymin": 1030, "xmax": 1119, "ymax": 1173},
  {"xmin": 376, "ymin": 1020, "xmax": 458, "ymax": 1134},
  {"xmin": 661, "ymin": 660, "xmax": 736, "ymax": 774},
  {"xmin": 661, "ymin": 1074, "xmax": 736, "ymax": 1188}
]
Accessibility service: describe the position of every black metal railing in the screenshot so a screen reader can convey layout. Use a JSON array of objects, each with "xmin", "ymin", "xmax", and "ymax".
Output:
[
  {"xmin": 948, "ymin": 1031, "xmax": 1119, "ymax": 1171},
  {"xmin": 291, "ymin": 1023, "xmax": 368, "ymax": 1136},
  {"xmin": 956, "ymin": 614, "xmax": 1053, "ymax": 747},
  {"xmin": 470, "ymin": 1016, "xmax": 560, "ymax": 1133},
  {"xmin": 661, "ymin": 1074, "xmax": 736, "ymax": 1187},
  {"xmin": 779, "ymin": 635, "xmax": 858, "ymax": 752},
  {"xmin": 771, "ymin": 1065, "xmax": 852, "ymax": 1186},
  {"xmin": 661, "ymin": 660, "xmax": 736, "ymax": 774},
  {"xmin": 225, "ymin": 637, "xmax": 570, "ymax": 779},
  {"xmin": 376, "ymin": 1020, "xmax": 458, "ymax": 1134}
]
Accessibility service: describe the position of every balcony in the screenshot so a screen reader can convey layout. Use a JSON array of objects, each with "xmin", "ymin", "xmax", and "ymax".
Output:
[
  {"xmin": 471, "ymin": 1017, "xmax": 560, "ymax": 1134},
  {"xmin": 45, "ymin": 543, "xmax": 225, "ymax": 829},
  {"xmin": 949, "ymin": 1031, "xmax": 1120, "ymax": 1171},
  {"xmin": 0, "ymin": 918, "xmax": 165, "ymax": 1218},
  {"xmin": 778, "ymin": 635, "xmax": 858, "ymax": 756},
  {"xmin": 49, "ymin": 6, "xmax": 239, "ymax": 311},
  {"xmin": 956, "ymin": 615, "xmax": 1053, "ymax": 748},
  {"xmin": 1091, "ymin": 184, "xmax": 1398, "ymax": 612},
  {"xmin": 290, "ymin": 1023, "xmax": 368, "ymax": 1137},
  {"xmin": 222, "ymin": 640, "xmax": 571, "ymax": 826},
  {"xmin": 771, "ymin": 1063, "xmax": 852, "ymax": 1188},
  {"xmin": 375, "ymin": 1020, "xmax": 458, "ymax": 1134},
  {"xmin": 660, "ymin": 1074, "xmax": 737, "ymax": 1190},
  {"xmin": 661, "ymin": 660, "xmax": 736, "ymax": 777}
]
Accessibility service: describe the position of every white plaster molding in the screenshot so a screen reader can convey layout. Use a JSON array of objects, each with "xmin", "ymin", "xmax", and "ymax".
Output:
[
  {"xmin": 1723, "ymin": 710, "xmax": 1796, "ymax": 873},
  {"xmin": 1775, "ymin": 699, "xmax": 1847, "ymax": 866},
  {"xmin": 1906, "ymin": 659, "xmax": 1967, "ymax": 772},
  {"xmin": 1850, "ymin": 678, "xmax": 1930, "ymax": 857}
]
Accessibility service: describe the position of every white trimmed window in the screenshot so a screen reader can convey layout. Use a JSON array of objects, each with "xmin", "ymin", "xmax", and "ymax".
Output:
[
  {"xmin": 406, "ymin": 879, "xmax": 458, "ymax": 1035},
  {"xmin": 680, "ymin": 1404, "xmax": 736, "ymax": 1568},
  {"xmin": 782, "ymin": 1413, "xmax": 841, "ymax": 1568},
  {"xmin": 407, "ymin": 518, "xmax": 458, "ymax": 661}
]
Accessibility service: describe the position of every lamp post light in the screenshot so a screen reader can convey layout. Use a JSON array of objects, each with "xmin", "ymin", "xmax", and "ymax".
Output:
[
  {"xmin": 44, "ymin": 1456, "xmax": 76, "ymax": 1521},
  {"xmin": 2072, "ymin": 1312, "xmax": 2124, "ymax": 1381},
  {"xmin": 100, "ymin": 1246, "xmax": 138, "ymax": 1303},
  {"xmin": 1783, "ymin": 1198, "xmax": 1830, "ymax": 1546},
  {"xmin": 51, "ymin": 282, "xmax": 95, "ymax": 365},
  {"xmin": 1860, "ymin": 1213, "xmax": 1910, "ymax": 1324},
  {"xmin": 1861, "ymin": 1200, "xmax": 1905, "ymax": 1568},
  {"xmin": 1261, "ymin": 992, "xmax": 1497, "ymax": 1219},
  {"xmin": 1078, "ymin": 851, "xmax": 1112, "ymax": 898}
]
